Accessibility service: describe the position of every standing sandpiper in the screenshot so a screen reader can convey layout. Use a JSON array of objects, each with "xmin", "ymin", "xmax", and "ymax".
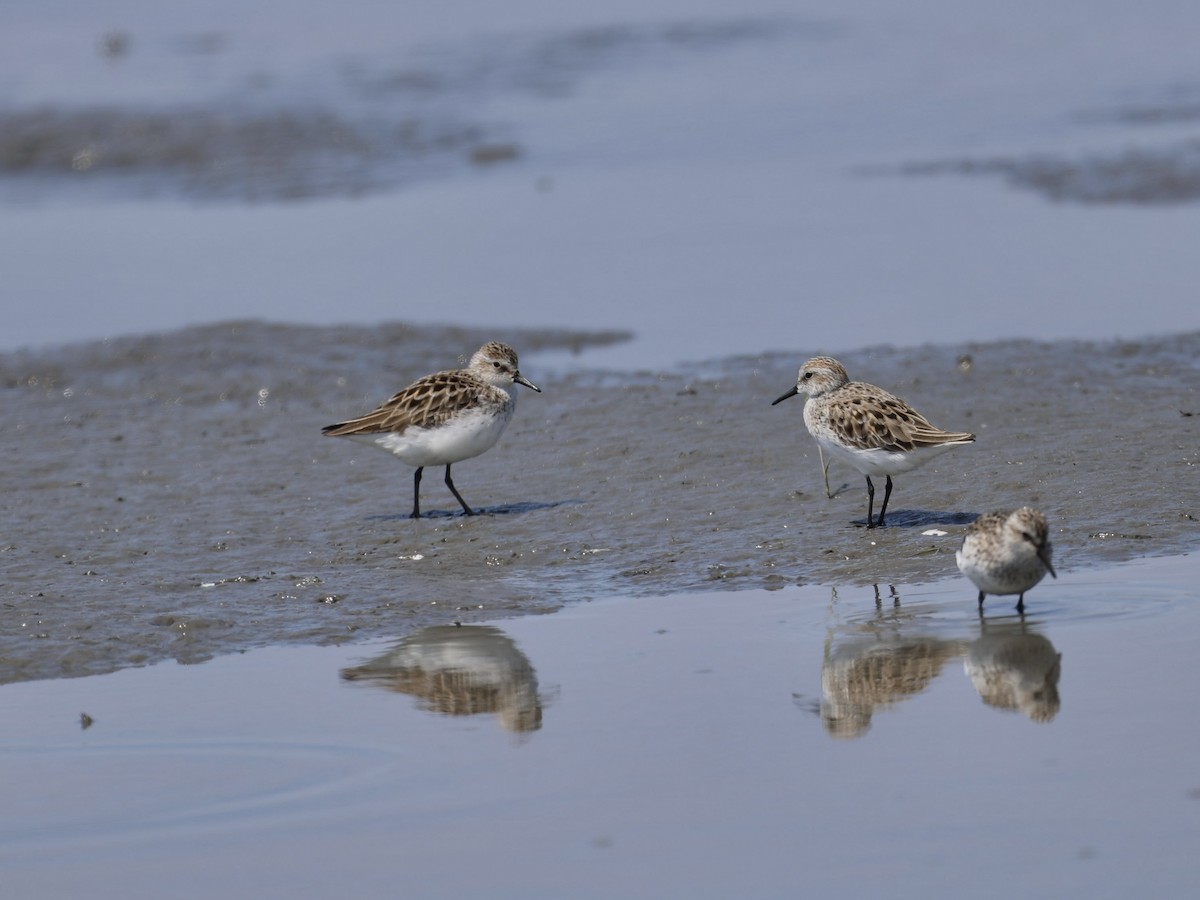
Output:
[
  {"xmin": 772, "ymin": 356, "xmax": 974, "ymax": 527},
  {"xmin": 323, "ymin": 342, "xmax": 540, "ymax": 518}
]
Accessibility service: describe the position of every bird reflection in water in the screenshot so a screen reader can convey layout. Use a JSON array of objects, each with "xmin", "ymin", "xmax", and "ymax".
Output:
[
  {"xmin": 341, "ymin": 625, "xmax": 545, "ymax": 735},
  {"xmin": 812, "ymin": 585, "xmax": 1062, "ymax": 738},
  {"xmin": 820, "ymin": 634, "xmax": 963, "ymax": 739},
  {"xmin": 964, "ymin": 621, "xmax": 1061, "ymax": 723}
]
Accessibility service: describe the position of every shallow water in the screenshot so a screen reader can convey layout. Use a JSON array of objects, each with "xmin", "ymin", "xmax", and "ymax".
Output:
[
  {"xmin": 2, "ymin": 554, "xmax": 1197, "ymax": 898},
  {"xmin": 2, "ymin": 322, "xmax": 1197, "ymax": 684}
]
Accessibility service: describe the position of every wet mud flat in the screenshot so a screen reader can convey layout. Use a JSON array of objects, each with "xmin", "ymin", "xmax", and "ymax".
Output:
[{"xmin": 1, "ymin": 321, "xmax": 1197, "ymax": 684}]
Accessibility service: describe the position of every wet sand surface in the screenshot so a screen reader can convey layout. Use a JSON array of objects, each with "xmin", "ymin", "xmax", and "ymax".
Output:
[
  {"xmin": 2, "ymin": 554, "xmax": 1198, "ymax": 898},
  {"xmin": 2, "ymin": 321, "xmax": 1197, "ymax": 684}
]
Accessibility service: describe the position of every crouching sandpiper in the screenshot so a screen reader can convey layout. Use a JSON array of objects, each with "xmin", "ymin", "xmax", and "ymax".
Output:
[{"xmin": 957, "ymin": 507, "xmax": 1057, "ymax": 614}]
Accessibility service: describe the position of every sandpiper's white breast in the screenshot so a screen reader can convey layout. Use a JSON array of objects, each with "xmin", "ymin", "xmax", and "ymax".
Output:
[
  {"xmin": 956, "ymin": 548, "xmax": 1004, "ymax": 595},
  {"xmin": 956, "ymin": 550, "xmax": 1047, "ymax": 597}
]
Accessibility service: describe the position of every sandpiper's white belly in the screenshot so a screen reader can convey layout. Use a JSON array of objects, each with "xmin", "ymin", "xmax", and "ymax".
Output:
[
  {"xmin": 351, "ymin": 402, "xmax": 514, "ymax": 467},
  {"xmin": 956, "ymin": 548, "xmax": 1048, "ymax": 597},
  {"xmin": 816, "ymin": 436, "xmax": 959, "ymax": 477}
]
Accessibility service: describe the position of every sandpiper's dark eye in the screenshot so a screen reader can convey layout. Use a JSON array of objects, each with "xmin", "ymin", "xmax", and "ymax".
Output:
[
  {"xmin": 493, "ymin": 361, "xmax": 501, "ymax": 368},
  {"xmin": 803, "ymin": 372, "xmax": 813, "ymax": 379}
]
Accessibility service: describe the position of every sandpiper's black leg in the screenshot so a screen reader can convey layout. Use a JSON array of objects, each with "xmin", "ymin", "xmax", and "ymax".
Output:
[
  {"xmin": 444, "ymin": 464, "xmax": 475, "ymax": 516},
  {"xmin": 977, "ymin": 590, "xmax": 986, "ymax": 614},
  {"xmin": 865, "ymin": 476, "xmax": 876, "ymax": 528},
  {"xmin": 1016, "ymin": 593, "xmax": 1025, "ymax": 615},
  {"xmin": 877, "ymin": 475, "xmax": 894, "ymax": 527},
  {"xmin": 411, "ymin": 467, "xmax": 424, "ymax": 519}
]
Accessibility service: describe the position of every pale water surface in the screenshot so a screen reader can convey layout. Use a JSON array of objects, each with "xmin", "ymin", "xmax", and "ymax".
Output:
[
  {"xmin": 4, "ymin": 1, "xmax": 1200, "ymax": 367},
  {"xmin": 2, "ymin": 554, "xmax": 1197, "ymax": 899}
]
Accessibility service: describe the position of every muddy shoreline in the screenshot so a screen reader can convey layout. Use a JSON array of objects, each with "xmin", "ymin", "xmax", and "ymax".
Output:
[{"xmin": 2, "ymin": 321, "xmax": 1197, "ymax": 684}]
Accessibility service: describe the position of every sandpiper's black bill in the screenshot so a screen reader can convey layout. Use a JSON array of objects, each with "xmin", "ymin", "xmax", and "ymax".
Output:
[
  {"xmin": 771, "ymin": 386, "xmax": 799, "ymax": 405},
  {"xmin": 516, "ymin": 373, "xmax": 541, "ymax": 392}
]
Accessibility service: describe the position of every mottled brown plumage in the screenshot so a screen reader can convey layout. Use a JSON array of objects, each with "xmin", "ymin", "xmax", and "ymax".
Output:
[{"xmin": 322, "ymin": 369, "xmax": 509, "ymax": 437}]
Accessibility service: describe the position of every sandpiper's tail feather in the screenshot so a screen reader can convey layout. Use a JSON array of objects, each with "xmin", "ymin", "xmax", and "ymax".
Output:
[{"xmin": 910, "ymin": 427, "xmax": 975, "ymax": 447}]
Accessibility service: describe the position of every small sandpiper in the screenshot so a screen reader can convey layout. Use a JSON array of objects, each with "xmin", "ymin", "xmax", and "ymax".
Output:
[
  {"xmin": 323, "ymin": 341, "xmax": 540, "ymax": 518},
  {"xmin": 772, "ymin": 356, "xmax": 974, "ymax": 527},
  {"xmin": 957, "ymin": 507, "xmax": 1057, "ymax": 614}
]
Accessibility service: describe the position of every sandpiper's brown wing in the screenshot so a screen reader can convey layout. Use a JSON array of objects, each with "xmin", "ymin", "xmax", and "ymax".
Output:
[
  {"xmin": 322, "ymin": 370, "xmax": 485, "ymax": 436},
  {"xmin": 963, "ymin": 510, "xmax": 1007, "ymax": 539},
  {"xmin": 828, "ymin": 384, "xmax": 975, "ymax": 453}
]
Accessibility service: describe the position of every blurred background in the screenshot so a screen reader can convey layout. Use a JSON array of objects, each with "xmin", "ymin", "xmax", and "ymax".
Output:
[{"xmin": 4, "ymin": 0, "xmax": 1200, "ymax": 369}]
